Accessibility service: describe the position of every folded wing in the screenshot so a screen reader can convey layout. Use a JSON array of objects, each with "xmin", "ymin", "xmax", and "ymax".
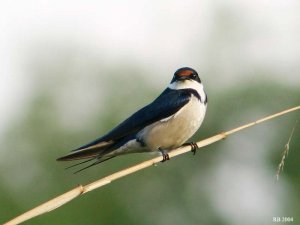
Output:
[{"xmin": 57, "ymin": 88, "xmax": 194, "ymax": 161}]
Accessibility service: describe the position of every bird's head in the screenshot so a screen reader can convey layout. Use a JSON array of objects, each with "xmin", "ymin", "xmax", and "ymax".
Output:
[{"xmin": 170, "ymin": 67, "xmax": 201, "ymax": 84}]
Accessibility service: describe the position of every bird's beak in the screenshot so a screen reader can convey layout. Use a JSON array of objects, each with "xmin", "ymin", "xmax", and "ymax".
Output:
[{"xmin": 177, "ymin": 76, "xmax": 189, "ymax": 81}]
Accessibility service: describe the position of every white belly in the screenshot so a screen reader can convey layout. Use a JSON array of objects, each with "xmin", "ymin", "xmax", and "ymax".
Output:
[{"xmin": 139, "ymin": 96, "xmax": 206, "ymax": 151}]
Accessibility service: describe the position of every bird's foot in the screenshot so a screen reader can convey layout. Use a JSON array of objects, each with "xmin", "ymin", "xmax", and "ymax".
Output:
[
  {"xmin": 159, "ymin": 149, "xmax": 170, "ymax": 162},
  {"xmin": 162, "ymin": 153, "xmax": 170, "ymax": 162},
  {"xmin": 182, "ymin": 142, "xmax": 199, "ymax": 155}
]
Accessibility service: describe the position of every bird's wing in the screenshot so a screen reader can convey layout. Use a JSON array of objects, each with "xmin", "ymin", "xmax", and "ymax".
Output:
[{"xmin": 57, "ymin": 88, "xmax": 196, "ymax": 161}]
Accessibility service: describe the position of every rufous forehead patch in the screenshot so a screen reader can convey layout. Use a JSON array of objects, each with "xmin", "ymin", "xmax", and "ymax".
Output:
[{"xmin": 177, "ymin": 69, "xmax": 194, "ymax": 76}]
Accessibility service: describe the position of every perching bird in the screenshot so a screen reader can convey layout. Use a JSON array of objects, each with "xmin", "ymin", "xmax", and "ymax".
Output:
[{"xmin": 57, "ymin": 67, "xmax": 207, "ymax": 172}]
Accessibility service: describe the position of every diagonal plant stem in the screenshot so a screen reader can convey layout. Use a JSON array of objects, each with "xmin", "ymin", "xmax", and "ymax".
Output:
[{"xmin": 3, "ymin": 105, "xmax": 300, "ymax": 225}]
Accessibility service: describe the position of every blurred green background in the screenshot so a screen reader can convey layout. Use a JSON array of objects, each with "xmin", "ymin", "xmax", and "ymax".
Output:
[{"xmin": 0, "ymin": 1, "xmax": 299, "ymax": 225}]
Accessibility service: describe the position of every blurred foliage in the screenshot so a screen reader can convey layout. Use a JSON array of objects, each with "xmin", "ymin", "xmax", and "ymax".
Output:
[{"xmin": 0, "ymin": 62, "xmax": 299, "ymax": 225}]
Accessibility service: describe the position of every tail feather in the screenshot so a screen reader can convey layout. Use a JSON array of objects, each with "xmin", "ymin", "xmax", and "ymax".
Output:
[
  {"xmin": 65, "ymin": 158, "xmax": 96, "ymax": 169},
  {"xmin": 57, "ymin": 140, "xmax": 118, "ymax": 173},
  {"xmin": 73, "ymin": 156, "xmax": 116, "ymax": 174},
  {"xmin": 57, "ymin": 141, "xmax": 114, "ymax": 161},
  {"xmin": 72, "ymin": 140, "xmax": 113, "ymax": 152}
]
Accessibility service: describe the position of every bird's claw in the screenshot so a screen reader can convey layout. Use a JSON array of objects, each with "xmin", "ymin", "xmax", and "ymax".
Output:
[
  {"xmin": 161, "ymin": 152, "xmax": 170, "ymax": 162},
  {"xmin": 191, "ymin": 142, "xmax": 198, "ymax": 155},
  {"xmin": 159, "ymin": 148, "xmax": 170, "ymax": 162},
  {"xmin": 183, "ymin": 142, "xmax": 199, "ymax": 155}
]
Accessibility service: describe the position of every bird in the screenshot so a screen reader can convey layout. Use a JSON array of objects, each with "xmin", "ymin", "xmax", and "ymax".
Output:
[{"xmin": 57, "ymin": 67, "xmax": 208, "ymax": 172}]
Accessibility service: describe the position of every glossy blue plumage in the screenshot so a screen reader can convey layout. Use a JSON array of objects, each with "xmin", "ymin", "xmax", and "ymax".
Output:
[{"xmin": 75, "ymin": 88, "xmax": 198, "ymax": 151}]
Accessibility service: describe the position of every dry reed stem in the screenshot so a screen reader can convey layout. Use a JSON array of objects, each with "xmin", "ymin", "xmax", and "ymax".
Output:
[{"xmin": 3, "ymin": 105, "xmax": 300, "ymax": 225}]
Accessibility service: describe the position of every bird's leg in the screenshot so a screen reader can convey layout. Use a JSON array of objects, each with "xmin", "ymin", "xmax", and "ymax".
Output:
[
  {"xmin": 182, "ymin": 142, "xmax": 199, "ymax": 155},
  {"xmin": 159, "ymin": 148, "xmax": 170, "ymax": 162}
]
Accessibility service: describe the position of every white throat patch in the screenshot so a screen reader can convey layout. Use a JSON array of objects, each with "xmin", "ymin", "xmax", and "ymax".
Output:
[{"xmin": 168, "ymin": 80, "xmax": 205, "ymax": 101}]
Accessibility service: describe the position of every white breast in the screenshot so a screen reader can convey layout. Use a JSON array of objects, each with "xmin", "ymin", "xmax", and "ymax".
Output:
[{"xmin": 140, "ymin": 80, "xmax": 207, "ymax": 151}]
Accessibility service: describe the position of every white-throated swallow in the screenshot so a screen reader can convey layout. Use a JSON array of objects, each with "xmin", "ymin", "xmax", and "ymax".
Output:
[{"xmin": 57, "ymin": 67, "xmax": 207, "ymax": 172}]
